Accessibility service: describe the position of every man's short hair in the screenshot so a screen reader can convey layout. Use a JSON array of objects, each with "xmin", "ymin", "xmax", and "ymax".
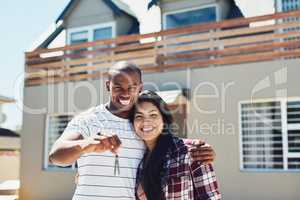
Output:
[{"xmin": 107, "ymin": 61, "xmax": 142, "ymax": 82}]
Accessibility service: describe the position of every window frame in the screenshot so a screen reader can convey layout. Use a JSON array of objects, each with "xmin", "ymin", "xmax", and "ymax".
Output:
[
  {"xmin": 162, "ymin": 4, "xmax": 220, "ymax": 30},
  {"xmin": 43, "ymin": 112, "xmax": 75, "ymax": 172},
  {"xmin": 67, "ymin": 22, "xmax": 116, "ymax": 45},
  {"xmin": 238, "ymin": 97, "xmax": 300, "ymax": 172}
]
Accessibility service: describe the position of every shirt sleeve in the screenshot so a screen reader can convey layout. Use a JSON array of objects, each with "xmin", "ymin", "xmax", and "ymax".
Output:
[
  {"xmin": 63, "ymin": 115, "xmax": 90, "ymax": 138},
  {"xmin": 189, "ymin": 162, "xmax": 221, "ymax": 200}
]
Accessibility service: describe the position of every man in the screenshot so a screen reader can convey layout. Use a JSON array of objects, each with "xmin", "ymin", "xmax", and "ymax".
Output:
[{"xmin": 49, "ymin": 61, "xmax": 215, "ymax": 200}]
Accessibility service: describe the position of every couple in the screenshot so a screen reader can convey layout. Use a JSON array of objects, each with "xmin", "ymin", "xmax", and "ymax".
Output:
[{"xmin": 49, "ymin": 61, "xmax": 221, "ymax": 200}]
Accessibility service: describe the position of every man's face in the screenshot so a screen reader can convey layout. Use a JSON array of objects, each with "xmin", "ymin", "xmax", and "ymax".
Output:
[{"xmin": 106, "ymin": 72, "xmax": 143, "ymax": 112}]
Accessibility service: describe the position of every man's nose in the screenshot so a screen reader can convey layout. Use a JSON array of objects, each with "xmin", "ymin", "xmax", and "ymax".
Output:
[{"xmin": 120, "ymin": 89, "xmax": 130, "ymax": 96}]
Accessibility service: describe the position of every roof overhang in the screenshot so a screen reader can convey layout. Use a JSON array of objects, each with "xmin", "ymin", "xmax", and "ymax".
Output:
[{"xmin": 0, "ymin": 95, "xmax": 15, "ymax": 104}]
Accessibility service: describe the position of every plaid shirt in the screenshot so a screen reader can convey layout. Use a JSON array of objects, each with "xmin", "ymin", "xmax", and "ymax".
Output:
[{"xmin": 136, "ymin": 136, "xmax": 221, "ymax": 200}]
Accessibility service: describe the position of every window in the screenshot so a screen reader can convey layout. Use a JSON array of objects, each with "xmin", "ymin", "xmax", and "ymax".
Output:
[
  {"xmin": 239, "ymin": 99, "xmax": 300, "ymax": 171},
  {"xmin": 67, "ymin": 23, "xmax": 115, "ymax": 76},
  {"xmin": 163, "ymin": 5, "xmax": 218, "ymax": 29},
  {"xmin": 70, "ymin": 31, "xmax": 89, "ymax": 44},
  {"xmin": 44, "ymin": 114, "xmax": 75, "ymax": 171},
  {"xmin": 94, "ymin": 27, "xmax": 113, "ymax": 41},
  {"xmin": 162, "ymin": 6, "xmax": 219, "ymax": 65}
]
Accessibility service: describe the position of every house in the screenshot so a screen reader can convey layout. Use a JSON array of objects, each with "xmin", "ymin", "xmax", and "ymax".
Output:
[
  {"xmin": 0, "ymin": 96, "xmax": 19, "ymax": 199},
  {"xmin": 21, "ymin": 0, "xmax": 300, "ymax": 200}
]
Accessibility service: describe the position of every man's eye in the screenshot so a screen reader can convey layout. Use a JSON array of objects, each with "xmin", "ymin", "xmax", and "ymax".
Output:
[{"xmin": 129, "ymin": 87, "xmax": 137, "ymax": 91}]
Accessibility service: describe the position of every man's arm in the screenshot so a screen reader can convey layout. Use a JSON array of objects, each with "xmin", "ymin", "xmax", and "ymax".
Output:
[{"xmin": 183, "ymin": 139, "xmax": 216, "ymax": 165}]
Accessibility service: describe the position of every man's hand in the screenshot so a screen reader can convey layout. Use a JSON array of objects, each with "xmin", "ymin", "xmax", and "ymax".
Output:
[
  {"xmin": 186, "ymin": 139, "xmax": 216, "ymax": 165},
  {"xmin": 81, "ymin": 134, "xmax": 121, "ymax": 154}
]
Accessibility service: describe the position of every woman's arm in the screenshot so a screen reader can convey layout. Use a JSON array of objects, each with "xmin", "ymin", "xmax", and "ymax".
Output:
[{"xmin": 189, "ymin": 161, "xmax": 221, "ymax": 200}]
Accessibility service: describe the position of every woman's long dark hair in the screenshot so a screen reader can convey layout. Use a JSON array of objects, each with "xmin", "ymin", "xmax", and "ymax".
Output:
[{"xmin": 130, "ymin": 90, "xmax": 175, "ymax": 200}]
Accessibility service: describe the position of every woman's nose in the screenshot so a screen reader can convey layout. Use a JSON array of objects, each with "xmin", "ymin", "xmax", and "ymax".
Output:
[{"xmin": 142, "ymin": 118, "xmax": 153, "ymax": 124}]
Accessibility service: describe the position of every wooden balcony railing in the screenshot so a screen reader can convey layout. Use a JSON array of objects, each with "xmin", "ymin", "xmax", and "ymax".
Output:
[{"xmin": 25, "ymin": 10, "xmax": 300, "ymax": 86}]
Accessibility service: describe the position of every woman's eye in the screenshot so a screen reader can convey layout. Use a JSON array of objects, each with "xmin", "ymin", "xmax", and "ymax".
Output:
[
  {"xmin": 150, "ymin": 114, "xmax": 157, "ymax": 118},
  {"xmin": 135, "ymin": 115, "xmax": 142, "ymax": 120}
]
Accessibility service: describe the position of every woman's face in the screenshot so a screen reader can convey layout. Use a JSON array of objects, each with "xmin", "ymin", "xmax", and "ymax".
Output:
[{"xmin": 133, "ymin": 101, "xmax": 164, "ymax": 144}]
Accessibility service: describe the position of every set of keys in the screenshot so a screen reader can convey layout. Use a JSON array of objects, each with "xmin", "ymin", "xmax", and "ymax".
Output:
[{"xmin": 97, "ymin": 132, "xmax": 121, "ymax": 176}]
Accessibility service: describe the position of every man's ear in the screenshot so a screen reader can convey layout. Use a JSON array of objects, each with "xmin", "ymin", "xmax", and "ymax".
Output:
[{"xmin": 105, "ymin": 81, "xmax": 110, "ymax": 92}]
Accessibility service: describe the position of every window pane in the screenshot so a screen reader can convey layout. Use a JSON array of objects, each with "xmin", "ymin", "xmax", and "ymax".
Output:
[
  {"xmin": 287, "ymin": 101, "xmax": 300, "ymax": 124},
  {"xmin": 288, "ymin": 130, "xmax": 300, "ymax": 153},
  {"xmin": 71, "ymin": 31, "xmax": 88, "ymax": 44},
  {"xmin": 287, "ymin": 101, "xmax": 300, "ymax": 154},
  {"xmin": 94, "ymin": 27, "xmax": 112, "ymax": 41},
  {"xmin": 69, "ymin": 31, "xmax": 89, "ymax": 76},
  {"xmin": 46, "ymin": 114, "xmax": 74, "ymax": 170},
  {"xmin": 288, "ymin": 158, "xmax": 300, "ymax": 169},
  {"xmin": 240, "ymin": 101, "xmax": 284, "ymax": 170},
  {"xmin": 166, "ymin": 6, "xmax": 217, "ymax": 29}
]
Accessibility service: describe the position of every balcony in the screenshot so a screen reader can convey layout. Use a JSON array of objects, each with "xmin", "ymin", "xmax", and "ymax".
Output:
[{"xmin": 25, "ymin": 10, "xmax": 300, "ymax": 87}]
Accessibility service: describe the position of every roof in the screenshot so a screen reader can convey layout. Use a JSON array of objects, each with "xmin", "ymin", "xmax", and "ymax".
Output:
[
  {"xmin": 56, "ymin": 0, "xmax": 136, "ymax": 23},
  {"xmin": 227, "ymin": 0, "xmax": 244, "ymax": 19},
  {"xmin": 28, "ymin": 23, "xmax": 64, "ymax": 51},
  {"xmin": 0, "ymin": 95, "xmax": 15, "ymax": 104},
  {"xmin": 30, "ymin": 0, "xmax": 139, "ymax": 50},
  {"xmin": 0, "ymin": 128, "xmax": 20, "ymax": 138}
]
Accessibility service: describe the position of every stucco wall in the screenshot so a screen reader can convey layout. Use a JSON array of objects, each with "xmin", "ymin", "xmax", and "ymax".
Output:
[
  {"xmin": 20, "ymin": 79, "xmax": 109, "ymax": 200},
  {"xmin": 187, "ymin": 59, "xmax": 300, "ymax": 200},
  {"xmin": 20, "ymin": 59, "xmax": 300, "ymax": 200}
]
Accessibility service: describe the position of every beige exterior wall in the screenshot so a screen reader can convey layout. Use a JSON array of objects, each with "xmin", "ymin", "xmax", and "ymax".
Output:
[
  {"xmin": 0, "ymin": 137, "xmax": 20, "ymax": 149},
  {"xmin": 0, "ymin": 156, "xmax": 20, "ymax": 181},
  {"xmin": 187, "ymin": 59, "xmax": 300, "ymax": 200},
  {"xmin": 20, "ymin": 79, "xmax": 108, "ymax": 200},
  {"xmin": 21, "ymin": 59, "xmax": 300, "ymax": 199},
  {"xmin": 0, "ymin": 137, "xmax": 20, "ymax": 181}
]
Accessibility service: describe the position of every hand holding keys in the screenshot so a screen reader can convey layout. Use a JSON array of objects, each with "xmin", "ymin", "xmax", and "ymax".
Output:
[{"xmin": 97, "ymin": 132, "xmax": 121, "ymax": 176}]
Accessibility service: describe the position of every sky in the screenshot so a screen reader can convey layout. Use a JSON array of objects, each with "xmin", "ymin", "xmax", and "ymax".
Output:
[{"xmin": 0, "ymin": 0, "xmax": 274, "ymax": 131}]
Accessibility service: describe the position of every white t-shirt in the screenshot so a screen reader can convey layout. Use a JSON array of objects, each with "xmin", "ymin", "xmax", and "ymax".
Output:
[{"xmin": 63, "ymin": 104, "xmax": 145, "ymax": 200}]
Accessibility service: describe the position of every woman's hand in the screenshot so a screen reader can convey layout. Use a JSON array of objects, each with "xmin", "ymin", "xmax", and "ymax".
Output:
[{"xmin": 137, "ymin": 184, "xmax": 147, "ymax": 200}]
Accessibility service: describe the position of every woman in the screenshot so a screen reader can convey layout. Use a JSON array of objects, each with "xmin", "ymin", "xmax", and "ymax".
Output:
[{"xmin": 130, "ymin": 90, "xmax": 221, "ymax": 200}]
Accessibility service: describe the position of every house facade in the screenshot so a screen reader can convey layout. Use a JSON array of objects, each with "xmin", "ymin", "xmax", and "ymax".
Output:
[{"xmin": 21, "ymin": 0, "xmax": 300, "ymax": 200}]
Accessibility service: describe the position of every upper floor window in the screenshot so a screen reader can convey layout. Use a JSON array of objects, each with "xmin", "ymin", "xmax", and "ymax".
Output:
[
  {"xmin": 163, "ymin": 5, "xmax": 218, "ymax": 29},
  {"xmin": 67, "ymin": 22, "xmax": 115, "ymax": 45}
]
